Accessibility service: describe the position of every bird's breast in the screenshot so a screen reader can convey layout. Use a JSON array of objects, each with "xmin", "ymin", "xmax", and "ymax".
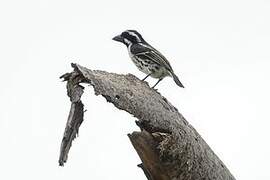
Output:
[{"xmin": 127, "ymin": 45, "xmax": 170, "ymax": 79}]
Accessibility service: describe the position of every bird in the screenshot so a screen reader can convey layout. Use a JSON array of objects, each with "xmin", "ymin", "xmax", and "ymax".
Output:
[{"xmin": 112, "ymin": 30, "xmax": 184, "ymax": 89}]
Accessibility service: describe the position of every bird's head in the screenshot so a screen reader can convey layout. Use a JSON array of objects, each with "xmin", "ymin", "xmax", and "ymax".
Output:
[{"xmin": 113, "ymin": 30, "xmax": 145, "ymax": 46}]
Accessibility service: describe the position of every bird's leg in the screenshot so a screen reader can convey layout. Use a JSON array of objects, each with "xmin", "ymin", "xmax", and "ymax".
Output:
[
  {"xmin": 152, "ymin": 78, "xmax": 163, "ymax": 89},
  {"xmin": 141, "ymin": 73, "xmax": 151, "ymax": 81}
]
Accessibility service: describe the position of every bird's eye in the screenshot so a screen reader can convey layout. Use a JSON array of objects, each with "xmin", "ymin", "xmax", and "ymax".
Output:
[{"xmin": 122, "ymin": 32, "xmax": 128, "ymax": 37}]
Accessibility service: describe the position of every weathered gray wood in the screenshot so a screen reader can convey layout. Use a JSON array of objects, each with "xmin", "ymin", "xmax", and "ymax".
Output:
[
  {"xmin": 129, "ymin": 131, "xmax": 170, "ymax": 180},
  {"xmin": 137, "ymin": 163, "xmax": 152, "ymax": 180},
  {"xmin": 58, "ymin": 71, "xmax": 85, "ymax": 166},
  {"xmin": 58, "ymin": 63, "xmax": 236, "ymax": 180}
]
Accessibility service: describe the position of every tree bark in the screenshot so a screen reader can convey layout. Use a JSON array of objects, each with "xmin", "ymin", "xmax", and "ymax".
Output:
[{"xmin": 58, "ymin": 63, "xmax": 236, "ymax": 180}]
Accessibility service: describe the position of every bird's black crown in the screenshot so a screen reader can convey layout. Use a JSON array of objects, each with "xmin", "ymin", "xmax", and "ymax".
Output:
[{"xmin": 113, "ymin": 30, "xmax": 146, "ymax": 46}]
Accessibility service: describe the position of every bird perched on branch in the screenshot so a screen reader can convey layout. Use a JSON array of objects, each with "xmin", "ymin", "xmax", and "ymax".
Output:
[{"xmin": 113, "ymin": 30, "xmax": 184, "ymax": 88}]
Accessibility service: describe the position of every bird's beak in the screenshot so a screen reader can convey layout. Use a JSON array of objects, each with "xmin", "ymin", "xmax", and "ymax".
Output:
[{"xmin": 112, "ymin": 35, "xmax": 124, "ymax": 43}]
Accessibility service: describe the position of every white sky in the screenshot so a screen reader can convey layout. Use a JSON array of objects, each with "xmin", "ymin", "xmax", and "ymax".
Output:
[{"xmin": 0, "ymin": 0, "xmax": 269, "ymax": 179}]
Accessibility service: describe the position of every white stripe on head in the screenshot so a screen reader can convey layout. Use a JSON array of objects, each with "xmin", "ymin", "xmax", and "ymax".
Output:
[
  {"xmin": 126, "ymin": 31, "xmax": 141, "ymax": 42},
  {"xmin": 124, "ymin": 38, "xmax": 132, "ymax": 45}
]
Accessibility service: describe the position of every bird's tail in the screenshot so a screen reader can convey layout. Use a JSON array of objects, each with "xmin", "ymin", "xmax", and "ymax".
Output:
[{"xmin": 171, "ymin": 72, "xmax": 184, "ymax": 88}]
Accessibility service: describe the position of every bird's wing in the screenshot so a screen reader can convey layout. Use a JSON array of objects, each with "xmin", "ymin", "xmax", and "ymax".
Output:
[{"xmin": 131, "ymin": 43, "xmax": 173, "ymax": 72}]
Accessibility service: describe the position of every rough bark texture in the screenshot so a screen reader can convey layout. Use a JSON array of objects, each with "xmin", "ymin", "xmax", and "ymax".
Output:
[
  {"xmin": 58, "ymin": 63, "xmax": 236, "ymax": 180},
  {"xmin": 58, "ymin": 71, "xmax": 85, "ymax": 166}
]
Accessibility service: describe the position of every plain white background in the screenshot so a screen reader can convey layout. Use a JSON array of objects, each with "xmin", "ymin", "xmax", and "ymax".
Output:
[{"xmin": 0, "ymin": 0, "xmax": 269, "ymax": 179}]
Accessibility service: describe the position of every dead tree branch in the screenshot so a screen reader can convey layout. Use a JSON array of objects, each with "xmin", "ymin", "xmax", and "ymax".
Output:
[{"xmin": 58, "ymin": 63, "xmax": 236, "ymax": 180}]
